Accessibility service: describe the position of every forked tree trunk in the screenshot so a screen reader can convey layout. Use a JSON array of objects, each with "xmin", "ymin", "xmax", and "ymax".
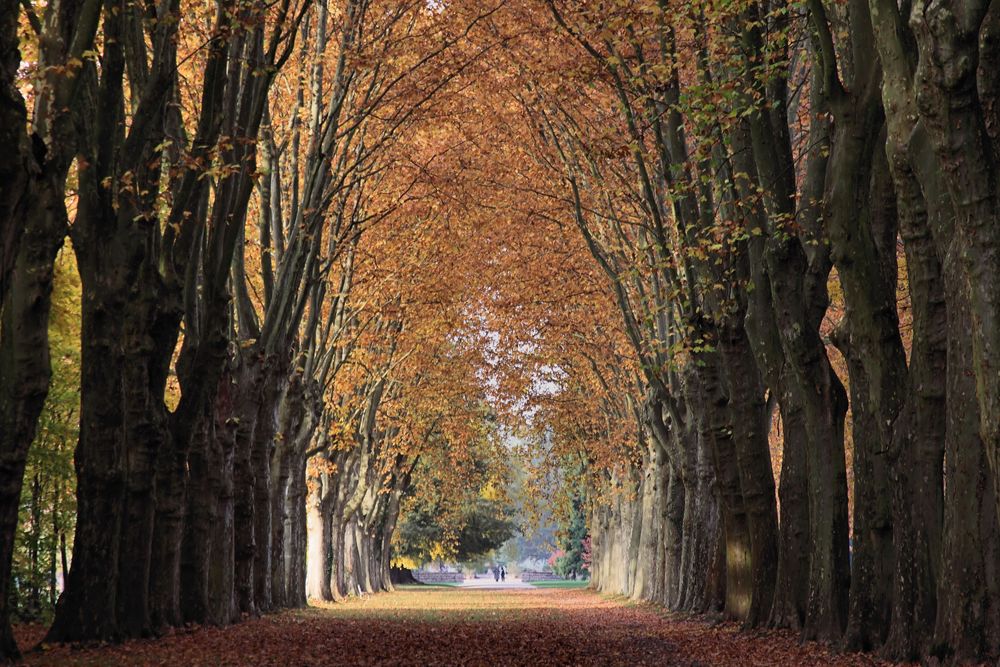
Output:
[
  {"xmin": 47, "ymin": 245, "xmax": 128, "ymax": 643},
  {"xmin": 865, "ymin": 9, "xmax": 948, "ymax": 653},
  {"xmin": 819, "ymin": 51, "xmax": 900, "ymax": 646},
  {"xmin": 766, "ymin": 239, "xmax": 850, "ymax": 641},
  {"xmin": 731, "ymin": 119, "xmax": 807, "ymax": 632},
  {"xmin": 0, "ymin": 179, "xmax": 65, "ymax": 657}
]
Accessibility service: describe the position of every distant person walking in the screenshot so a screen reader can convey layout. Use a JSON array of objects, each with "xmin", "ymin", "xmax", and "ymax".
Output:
[
  {"xmin": 493, "ymin": 566, "xmax": 499, "ymax": 582},
  {"xmin": 500, "ymin": 566, "xmax": 506, "ymax": 582}
]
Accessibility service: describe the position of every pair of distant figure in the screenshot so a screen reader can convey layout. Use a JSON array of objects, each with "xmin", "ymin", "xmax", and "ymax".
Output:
[{"xmin": 492, "ymin": 565, "xmax": 506, "ymax": 582}]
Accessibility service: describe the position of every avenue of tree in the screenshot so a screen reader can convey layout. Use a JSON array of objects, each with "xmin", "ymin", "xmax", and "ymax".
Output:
[{"xmin": 3, "ymin": 0, "xmax": 1000, "ymax": 665}]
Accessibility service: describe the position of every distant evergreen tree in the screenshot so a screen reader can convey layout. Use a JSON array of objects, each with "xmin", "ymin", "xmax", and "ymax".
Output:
[{"xmin": 554, "ymin": 495, "xmax": 588, "ymax": 580}]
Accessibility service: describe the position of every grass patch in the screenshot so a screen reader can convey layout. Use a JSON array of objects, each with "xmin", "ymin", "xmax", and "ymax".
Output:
[{"xmin": 530, "ymin": 580, "xmax": 590, "ymax": 589}]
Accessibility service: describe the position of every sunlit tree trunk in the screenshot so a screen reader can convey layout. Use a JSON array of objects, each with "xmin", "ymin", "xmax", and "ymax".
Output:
[{"xmin": 719, "ymin": 325, "xmax": 777, "ymax": 627}]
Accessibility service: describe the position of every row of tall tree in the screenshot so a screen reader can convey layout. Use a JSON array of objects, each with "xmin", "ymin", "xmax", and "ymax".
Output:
[
  {"xmin": 486, "ymin": 0, "xmax": 1000, "ymax": 662},
  {"xmin": 0, "ymin": 0, "xmax": 509, "ymax": 660}
]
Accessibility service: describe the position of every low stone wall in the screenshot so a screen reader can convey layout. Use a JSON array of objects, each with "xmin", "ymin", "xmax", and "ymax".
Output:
[
  {"xmin": 520, "ymin": 571, "xmax": 563, "ymax": 582},
  {"xmin": 413, "ymin": 571, "xmax": 465, "ymax": 584}
]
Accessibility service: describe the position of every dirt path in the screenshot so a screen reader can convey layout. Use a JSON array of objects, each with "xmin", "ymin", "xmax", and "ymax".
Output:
[{"xmin": 16, "ymin": 587, "xmax": 894, "ymax": 666}]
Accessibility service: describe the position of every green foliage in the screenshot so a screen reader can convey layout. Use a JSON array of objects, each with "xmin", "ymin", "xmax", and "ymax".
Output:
[
  {"xmin": 11, "ymin": 247, "xmax": 79, "ymax": 622},
  {"xmin": 453, "ymin": 498, "xmax": 517, "ymax": 562},
  {"xmin": 546, "ymin": 460, "xmax": 590, "ymax": 581},
  {"xmin": 393, "ymin": 405, "xmax": 516, "ymax": 567},
  {"xmin": 395, "ymin": 494, "xmax": 516, "ymax": 566}
]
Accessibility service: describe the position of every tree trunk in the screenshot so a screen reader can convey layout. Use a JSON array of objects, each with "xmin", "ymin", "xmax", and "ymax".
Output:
[
  {"xmin": 631, "ymin": 437, "xmax": 660, "ymax": 602},
  {"xmin": 354, "ymin": 520, "xmax": 375, "ymax": 594},
  {"xmin": 866, "ymin": 6, "xmax": 949, "ymax": 652},
  {"xmin": 269, "ymin": 375, "xmax": 302, "ymax": 608},
  {"xmin": 233, "ymin": 353, "xmax": 262, "ymax": 616},
  {"xmin": 662, "ymin": 457, "xmax": 685, "ymax": 609},
  {"xmin": 0, "ymin": 177, "xmax": 64, "ymax": 656},
  {"xmin": 379, "ymin": 486, "xmax": 403, "ymax": 593},
  {"xmin": 930, "ymin": 246, "xmax": 1000, "ymax": 661},
  {"xmin": 306, "ymin": 470, "xmax": 331, "ymax": 601},
  {"xmin": 719, "ymin": 324, "xmax": 778, "ymax": 627},
  {"xmin": 880, "ymin": 143, "xmax": 947, "ymax": 661},
  {"xmin": 147, "ymin": 413, "xmax": 185, "ymax": 631},
  {"xmin": 27, "ymin": 475, "xmax": 41, "ymax": 619},
  {"xmin": 695, "ymin": 348, "xmax": 751, "ymax": 619},
  {"xmin": 209, "ymin": 406, "xmax": 237, "ymax": 626},
  {"xmin": 821, "ymin": 71, "xmax": 901, "ymax": 650},
  {"xmin": 268, "ymin": 442, "xmax": 290, "ymax": 608},
  {"xmin": 833, "ymin": 327, "xmax": 893, "ymax": 651},
  {"xmin": 768, "ymin": 395, "xmax": 810, "ymax": 630},
  {"xmin": 732, "ymin": 118, "xmax": 807, "ymax": 632},
  {"xmin": 286, "ymin": 453, "xmax": 308, "ymax": 607},
  {"xmin": 180, "ymin": 380, "xmax": 237, "ymax": 628},
  {"xmin": 251, "ymin": 363, "xmax": 283, "ymax": 612},
  {"xmin": 765, "ymin": 238, "xmax": 850, "ymax": 641},
  {"xmin": 331, "ymin": 506, "xmax": 348, "ymax": 600},
  {"xmin": 116, "ymin": 301, "xmax": 171, "ymax": 638},
  {"xmin": 180, "ymin": 415, "xmax": 213, "ymax": 625},
  {"xmin": 910, "ymin": 6, "xmax": 1000, "ymax": 539},
  {"xmin": 47, "ymin": 242, "xmax": 128, "ymax": 643},
  {"xmin": 0, "ymin": 1, "xmax": 32, "ymax": 312},
  {"xmin": 675, "ymin": 384, "xmax": 724, "ymax": 614}
]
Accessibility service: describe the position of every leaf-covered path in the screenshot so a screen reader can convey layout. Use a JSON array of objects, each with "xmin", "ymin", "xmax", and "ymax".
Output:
[{"xmin": 17, "ymin": 587, "xmax": 893, "ymax": 666}]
